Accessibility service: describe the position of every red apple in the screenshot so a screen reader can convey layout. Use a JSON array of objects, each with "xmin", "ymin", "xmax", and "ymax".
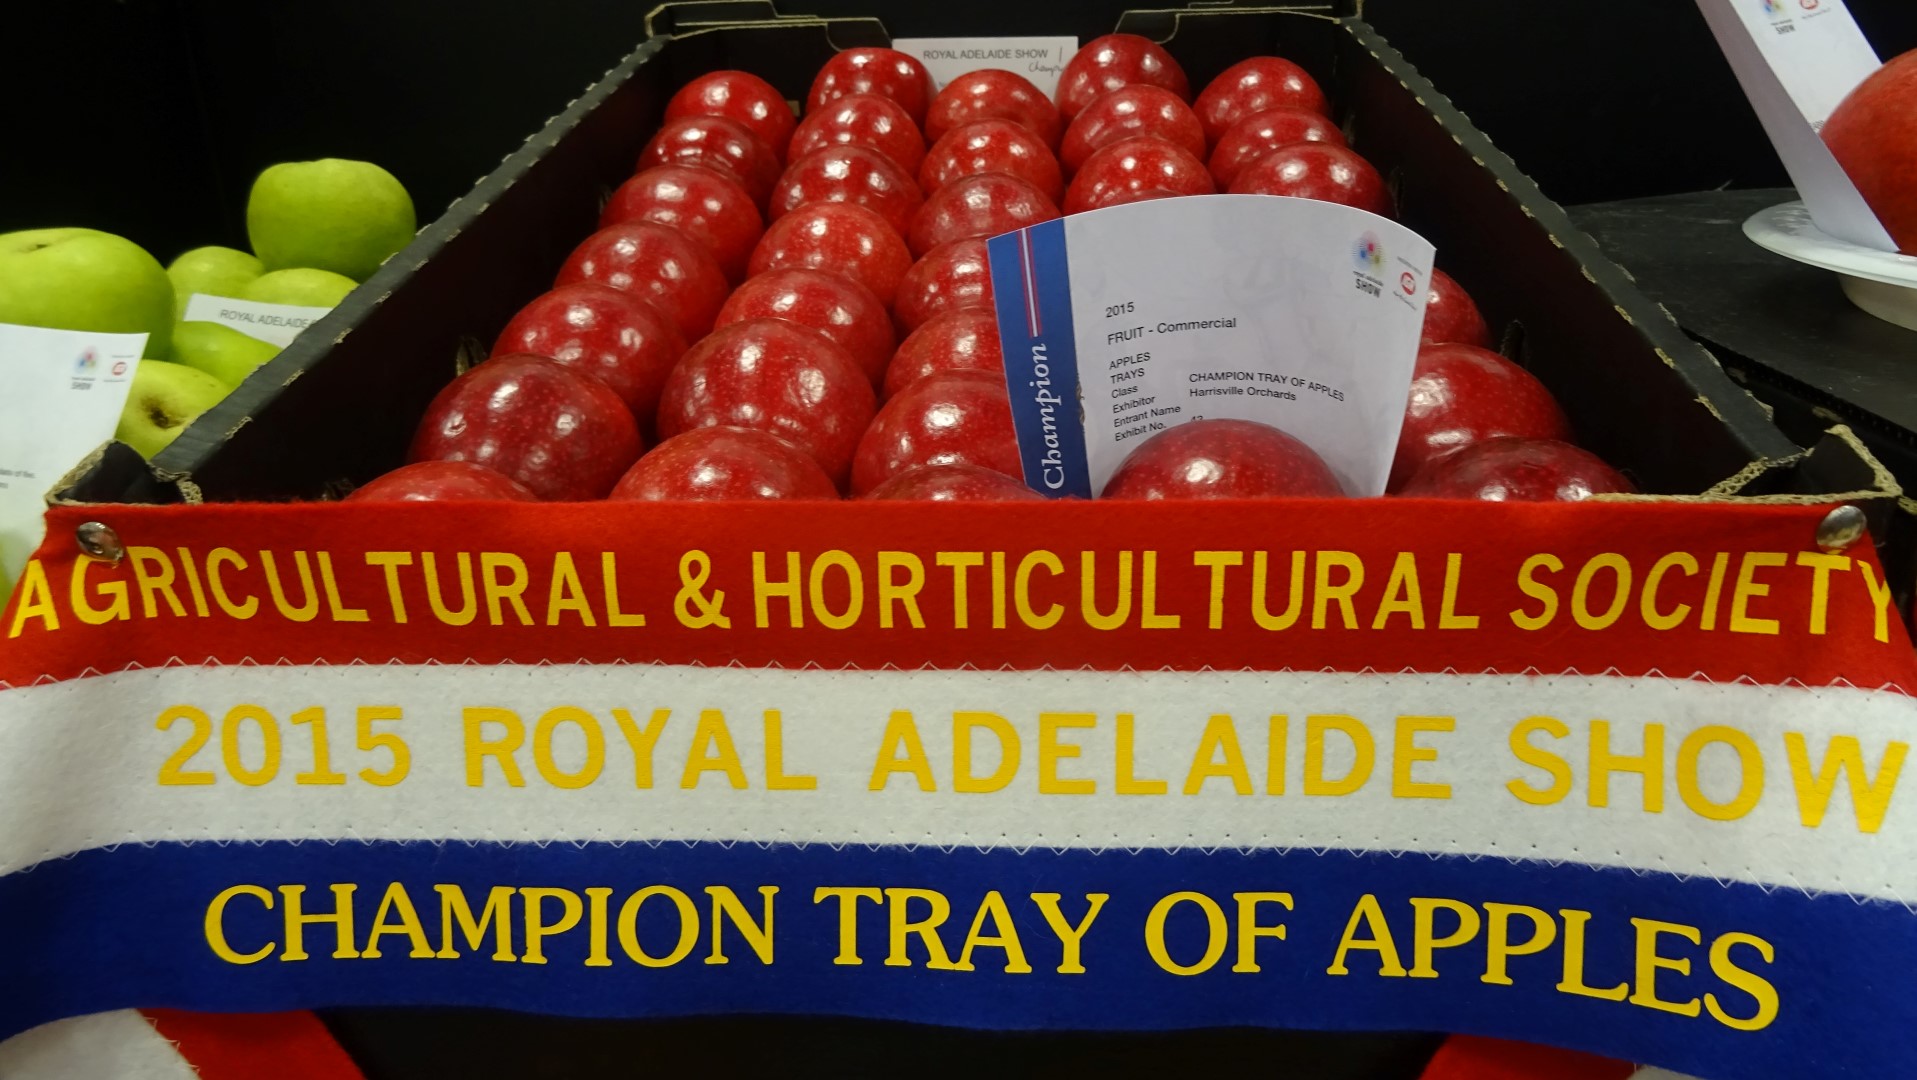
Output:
[
  {"xmin": 920, "ymin": 119, "xmax": 1065, "ymax": 204},
  {"xmin": 610, "ymin": 426, "xmax": 838, "ymax": 501},
  {"xmin": 789, "ymin": 92, "xmax": 926, "ymax": 177},
  {"xmin": 1822, "ymin": 49, "xmax": 1917, "ymax": 254},
  {"xmin": 639, "ymin": 116, "xmax": 781, "ymax": 208},
  {"xmin": 554, "ymin": 220, "xmax": 730, "ymax": 340},
  {"xmin": 1064, "ymin": 137, "xmax": 1216, "ymax": 215},
  {"xmin": 747, "ymin": 201, "xmax": 913, "ymax": 307},
  {"xmin": 656, "ymin": 318, "xmax": 877, "ymax": 487},
  {"xmin": 925, "ymin": 70, "xmax": 1063, "ymax": 148},
  {"xmin": 1208, "ymin": 106, "xmax": 1346, "ymax": 188},
  {"xmin": 715, "ymin": 268, "xmax": 895, "ymax": 386},
  {"xmin": 346, "ymin": 460, "xmax": 538, "ymax": 503},
  {"xmin": 1101, "ymin": 187, "xmax": 1183, "ymax": 208},
  {"xmin": 894, "ymin": 237, "xmax": 995, "ymax": 333},
  {"xmin": 493, "ymin": 283, "xmax": 687, "ymax": 423},
  {"xmin": 1389, "ymin": 343, "xmax": 1572, "ymax": 491},
  {"xmin": 864, "ymin": 463, "xmax": 1042, "ymax": 502},
  {"xmin": 907, "ymin": 172, "xmax": 1059, "ymax": 258},
  {"xmin": 884, "ymin": 308, "xmax": 1004, "ymax": 399},
  {"xmin": 1059, "ymin": 85, "xmax": 1206, "ymax": 175},
  {"xmin": 1103, "ymin": 419, "xmax": 1343, "ymax": 499},
  {"xmin": 665, "ymin": 70, "xmax": 796, "ymax": 161},
  {"xmin": 1194, "ymin": 56, "xmax": 1330, "ymax": 144},
  {"xmin": 600, "ymin": 165, "xmax": 763, "ymax": 282},
  {"xmin": 1228, "ymin": 142, "xmax": 1392, "ymax": 217},
  {"xmin": 1399, "ymin": 437, "xmax": 1632, "ymax": 502},
  {"xmin": 410, "ymin": 354, "xmax": 642, "ymax": 501},
  {"xmin": 1056, "ymin": 34, "xmax": 1191, "ymax": 120},
  {"xmin": 769, "ymin": 145, "xmax": 924, "ymax": 237},
  {"xmin": 1422, "ymin": 269, "xmax": 1492, "ymax": 348},
  {"xmin": 808, "ymin": 48, "xmax": 936, "ymax": 126},
  {"xmin": 850, "ymin": 371, "xmax": 1021, "ymax": 495}
]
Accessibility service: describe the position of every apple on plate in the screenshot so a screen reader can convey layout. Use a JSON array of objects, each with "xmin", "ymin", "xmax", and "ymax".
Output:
[
  {"xmin": 610, "ymin": 426, "xmax": 838, "ymax": 501},
  {"xmin": 1398, "ymin": 437, "xmax": 1631, "ymax": 502},
  {"xmin": 410, "ymin": 353, "xmax": 642, "ymax": 500},
  {"xmin": 246, "ymin": 159, "xmax": 415, "ymax": 281},
  {"xmin": 346, "ymin": 460, "xmax": 538, "ymax": 503},
  {"xmin": 241, "ymin": 268, "xmax": 358, "ymax": 307},
  {"xmin": 1103, "ymin": 418, "xmax": 1344, "ymax": 499},
  {"xmin": 0, "ymin": 227, "xmax": 175, "ymax": 359},
  {"xmin": 115, "ymin": 359, "xmax": 228, "ymax": 459},
  {"xmin": 171, "ymin": 322, "xmax": 280, "ymax": 387},
  {"xmin": 165, "ymin": 246, "xmax": 263, "ymax": 318},
  {"xmin": 864, "ymin": 462, "xmax": 1042, "ymax": 501},
  {"xmin": 1822, "ymin": 48, "xmax": 1917, "ymax": 254}
]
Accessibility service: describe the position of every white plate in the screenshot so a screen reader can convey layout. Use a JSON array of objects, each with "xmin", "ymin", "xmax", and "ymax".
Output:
[{"xmin": 1744, "ymin": 200, "xmax": 1917, "ymax": 332}]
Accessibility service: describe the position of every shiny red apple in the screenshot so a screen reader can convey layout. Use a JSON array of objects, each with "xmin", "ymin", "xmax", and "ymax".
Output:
[
  {"xmin": 1389, "ymin": 343, "xmax": 1572, "ymax": 491},
  {"xmin": 1822, "ymin": 49, "xmax": 1917, "ymax": 254},
  {"xmin": 1399, "ymin": 437, "xmax": 1632, "ymax": 502},
  {"xmin": 1208, "ymin": 106, "xmax": 1346, "ymax": 188},
  {"xmin": 907, "ymin": 172, "xmax": 1059, "ymax": 258},
  {"xmin": 1228, "ymin": 142, "xmax": 1392, "ymax": 217},
  {"xmin": 665, "ymin": 70, "xmax": 796, "ymax": 161},
  {"xmin": 864, "ymin": 463, "xmax": 1041, "ymax": 502},
  {"xmin": 1422, "ymin": 269, "xmax": 1492, "ymax": 347},
  {"xmin": 610, "ymin": 426, "xmax": 838, "ymax": 501},
  {"xmin": 920, "ymin": 119, "xmax": 1065, "ymax": 204},
  {"xmin": 554, "ymin": 220, "xmax": 730, "ymax": 340},
  {"xmin": 1064, "ymin": 137, "xmax": 1216, "ymax": 215},
  {"xmin": 1056, "ymin": 34, "xmax": 1191, "ymax": 120},
  {"xmin": 883, "ymin": 309, "xmax": 1004, "ymax": 399},
  {"xmin": 1059, "ymin": 84, "xmax": 1206, "ymax": 175},
  {"xmin": 808, "ymin": 48, "xmax": 936, "ymax": 126},
  {"xmin": 747, "ymin": 201, "xmax": 913, "ymax": 307},
  {"xmin": 789, "ymin": 92, "xmax": 926, "ymax": 176},
  {"xmin": 1194, "ymin": 56, "xmax": 1330, "ymax": 144},
  {"xmin": 656, "ymin": 318, "xmax": 877, "ymax": 487},
  {"xmin": 925, "ymin": 70, "xmax": 1063, "ymax": 148},
  {"xmin": 493, "ymin": 283, "xmax": 687, "ymax": 423},
  {"xmin": 850, "ymin": 371, "xmax": 1022, "ymax": 495},
  {"xmin": 600, "ymin": 165, "xmax": 763, "ymax": 282},
  {"xmin": 769, "ymin": 144, "xmax": 924, "ymax": 237},
  {"xmin": 639, "ymin": 115, "xmax": 782, "ymax": 208},
  {"xmin": 1103, "ymin": 419, "xmax": 1343, "ymax": 499},
  {"xmin": 346, "ymin": 460, "xmax": 538, "ymax": 503},
  {"xmin": 715, "ymin": 268, "xmax": 895, "ymax": 385},
  {"xmin": 894, "ymin": 237, "xmax": 995, "ymax": 333},
  {"xmin": 410, "ymin": 354, "xmax": 642, "ymax": 501}
]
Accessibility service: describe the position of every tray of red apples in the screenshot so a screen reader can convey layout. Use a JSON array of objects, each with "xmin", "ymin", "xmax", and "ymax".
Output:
[{"xmin": 349, "ymin": 36, "xmax": 1632, "ymax": 510}]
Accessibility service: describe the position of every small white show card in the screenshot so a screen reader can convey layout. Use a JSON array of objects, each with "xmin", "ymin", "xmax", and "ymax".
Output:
[
  {"xmin": 1696, "ymin": 0, "xmax": 1893, "ymax": 250},
  {"xmin": 892, "ymin": 37, "xmax": 1080, "ymax": 96},
  {"xmin": 0, "ymin": 324, "xmax": 144, "ymax": 601},
  {"xmin": 988, "ymin": 194, "xmax": 1434, "ymax": 499},
  {"xmin": 181, "ymin": 293, "xmax": 333, "ymax": 348}
]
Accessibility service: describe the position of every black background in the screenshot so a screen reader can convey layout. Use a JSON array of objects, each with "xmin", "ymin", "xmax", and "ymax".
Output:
[{"xmin": 6, "ymin": 0, "xmax": 1915, "ymax": 264}]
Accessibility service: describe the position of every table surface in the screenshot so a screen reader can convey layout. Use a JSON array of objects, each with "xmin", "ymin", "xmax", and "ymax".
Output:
[{"xmin": 1568, "ymin": 188, "xmax": 1916, "ymax": 436}]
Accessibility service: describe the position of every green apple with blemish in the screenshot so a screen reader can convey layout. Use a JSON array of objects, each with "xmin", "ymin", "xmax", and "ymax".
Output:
[
  {"xmin": 115, "ymin": 359, "xmax": 229, "ymax": 459},
  {"xmin": 0, "ymin": 228, "xmax": 175, "ymax": 359}
]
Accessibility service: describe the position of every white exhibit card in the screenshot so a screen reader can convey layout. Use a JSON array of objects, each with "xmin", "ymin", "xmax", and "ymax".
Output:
[
  {"xmin": 180, "ymin": 293, "xmax": 333, "ymax": 348},
  {"xmin": 1696, "ymin": 0, "xmax": 1893, "ymax": 250},
  {"xmin": 987, "ymin": 194, "xmax": 1434, "ymax": 499},
  {"xmin": 892, "ymin": 37, "xmax": 1080, "ymax": 95},
  {"xmin": 0, "ymin": 324, "xmax": 144, "ymax": 601}
]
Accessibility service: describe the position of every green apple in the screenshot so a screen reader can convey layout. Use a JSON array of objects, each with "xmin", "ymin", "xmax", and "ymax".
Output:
[
  {"xmin": 0, "ymin": 228, "xmax": 175, "ymax": 359},
  {"xmin": 171, "ymin": 321, "xmax": 281, "ymax": 387},
  {"xmin": 166, "ymin": 245, "xmax": 264, "ymax": 318},
  {"xmin": 247, "ymin": 159, "xmax": 416, "ymax": 281},
  {"xmin": 241, "ymin": 268, "xmax": 358, "ymax": 307},
  {"xmin": 115, "ymin": 359, "xmax": 230, "ymax": 459}
]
